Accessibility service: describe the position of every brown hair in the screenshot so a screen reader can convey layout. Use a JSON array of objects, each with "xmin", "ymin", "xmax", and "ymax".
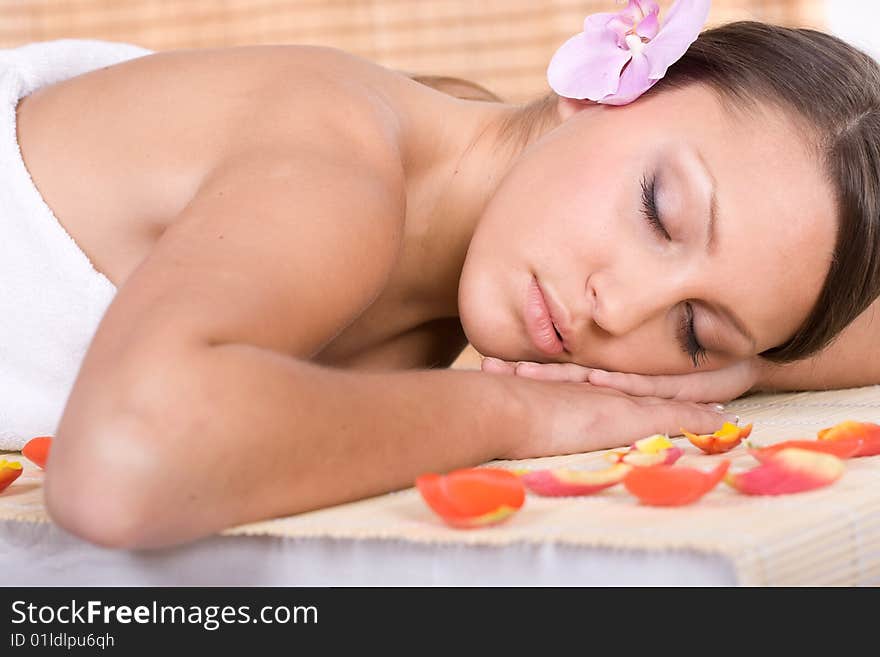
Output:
[{"xmin": 403, "ymin": 21, "xmax": 880, "ymax": 364}]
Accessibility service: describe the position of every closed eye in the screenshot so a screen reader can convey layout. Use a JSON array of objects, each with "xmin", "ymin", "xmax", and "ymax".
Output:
[
  {"xmin": 640, "ymin": 173, "xmax": 671, "ymax": 241},
  {"xmin": 679, "ymin": 302, "xmax": 709, "ymax": 368}
]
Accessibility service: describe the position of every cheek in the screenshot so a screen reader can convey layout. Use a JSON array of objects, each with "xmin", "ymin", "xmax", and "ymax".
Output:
[
  {"xmin": 574, "ymin": 326, "xmax": 668, "ymax": 374},
  {"xmin": 457, "ymin": 241, "xmax": 527, "ymax": 360},
  {"xmin": 581, "ymin": 338, "xmax": 701, "ymax": 375}
]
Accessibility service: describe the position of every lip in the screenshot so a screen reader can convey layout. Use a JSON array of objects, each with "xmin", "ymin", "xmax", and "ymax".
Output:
[
  {"xmin": 540, "ymin": 282, "xmax": 574, "ymax": 352},
  {"xmin": 525, "ymin": 275, "xmax": 565, "ymax": 356}
]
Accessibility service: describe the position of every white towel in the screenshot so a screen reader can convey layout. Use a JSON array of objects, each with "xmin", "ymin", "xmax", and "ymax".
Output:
[{"xmin": 0, "ymin": 39, "xmax": 155, "ymax": 451}]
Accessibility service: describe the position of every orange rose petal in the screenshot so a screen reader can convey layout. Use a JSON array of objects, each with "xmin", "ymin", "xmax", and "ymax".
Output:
[
  {"xmin": 681, "ymin": 422, "xmax": 752, "ymax": 455},
  {"xmin": 21, "ymin": 436, "xmax": 53, "ymax": 470},
  {"xmin": 817, "ymin": 421, "xmax": 880, "ymax": 457},
  {"xmin": 0, "ymin": 460, "xmax": 23, "ymax": 493},
  {"xmin": 416, "ymin": 468, "xmax": 525, "ymax": 528},
  {"xmin": 749, "ymin": 438, "xmax": 863, "ymax": 463},
  {"xmin": 623, "ymin": 461, "xmax": 730, "ymax": 506},
  {"xmin": 725, "ymin": 448, "xmax": 844, "ymax": 496}
]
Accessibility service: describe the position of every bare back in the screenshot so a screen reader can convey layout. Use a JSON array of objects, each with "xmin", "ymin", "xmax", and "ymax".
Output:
[{"xmin": 14, "ymin": 44, "xmax": 469, "ymax": 370}]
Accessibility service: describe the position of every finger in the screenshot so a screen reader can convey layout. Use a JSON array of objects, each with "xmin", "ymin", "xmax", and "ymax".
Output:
[
  {"xmin": 583, "ymin": 397, "xmax": 735, "ymax": 452},
  {"xmin": 588, "ymin": 367, "xmax": 750, "ymax": 404},
  {"xmin": 481, "ymin": 357, "xmax": 517, "ymax": 375},
  {"xmin": 588, "ymin": 369, "xmax": 685, "ymax": 399},
  {"xmin": 632, "ymin": 394, "xmax": 728, "ymax": 413},
  {"xmin": 642, "ymin": 400, "xmax": 739, "ymax": 438},
  {"xmin": 514, "ymin": 361, "xmax": 592, "ymax": 382},
  {"xmin": 673, "ymin": 360, "xmax": 758, "ymax": 403}
]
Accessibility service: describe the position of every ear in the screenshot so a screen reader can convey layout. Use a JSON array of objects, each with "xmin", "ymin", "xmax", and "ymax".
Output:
[{"xmin": 556, "ymin": 96, "xmax": 595, "ymax": 122}]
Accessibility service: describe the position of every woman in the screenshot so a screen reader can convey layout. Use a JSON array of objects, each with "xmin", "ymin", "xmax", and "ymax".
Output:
[{"xmin": 3, "ymin": 7, "xmax": 878, "ymax": 548}]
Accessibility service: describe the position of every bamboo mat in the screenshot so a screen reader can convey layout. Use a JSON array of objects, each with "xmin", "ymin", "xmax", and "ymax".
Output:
[
  {"xmin": 0, "ymin": 0, "xmax": 827, "ymax": 103},
  {"xmin": 2, "ymin": 384, "xmax": 879, "ymax": 586}
]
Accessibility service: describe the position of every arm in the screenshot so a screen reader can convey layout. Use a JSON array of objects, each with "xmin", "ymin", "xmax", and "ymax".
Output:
[
  {"xmin": 47, "ymin": 134, "xmax": 498, "ymax": 548},
  {"xmin": 53, "ymin": 340, "xmax": 522, "ymax": 549},
  {"xmin": 46, "ymin": 134, "xmax": 728, "ymax": 549},
  {"xmin": 752, "ymin": 299, "xmax": 880, "ymax": 392}
]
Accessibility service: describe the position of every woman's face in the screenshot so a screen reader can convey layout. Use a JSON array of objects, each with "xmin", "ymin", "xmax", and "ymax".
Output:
[{"xmin": 458, "ymin": 84, "xmax": 838, "ymax": 374}]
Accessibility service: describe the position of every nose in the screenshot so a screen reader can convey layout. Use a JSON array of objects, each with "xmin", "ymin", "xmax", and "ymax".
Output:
[{"xmin": 583, "ymin": 269, "xmax": 686, "ymax": 337}]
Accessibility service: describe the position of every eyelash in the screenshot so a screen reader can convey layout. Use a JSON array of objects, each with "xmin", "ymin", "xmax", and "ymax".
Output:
[
  {"xmin": 679, "ymin": 302, "xmax": 709, "ymax": 368},
  {"xmin": 639, "ymin": 173, "xmax": 671, "ymax": 241},
  {"xmin": 640, "ymin": 173, "xmax": 708, "ymax": 367}
]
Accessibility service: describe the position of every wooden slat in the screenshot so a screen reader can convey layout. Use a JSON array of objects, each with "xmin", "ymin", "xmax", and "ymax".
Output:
[{"xmin": 0, "ymin": 1, "xmax": 828, "ymax": 104}]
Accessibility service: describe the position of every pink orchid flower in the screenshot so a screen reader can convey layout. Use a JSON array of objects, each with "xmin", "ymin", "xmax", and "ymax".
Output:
[{"xmin": 547, "ymin": 0, "xmax": 711, "ymax": 105}]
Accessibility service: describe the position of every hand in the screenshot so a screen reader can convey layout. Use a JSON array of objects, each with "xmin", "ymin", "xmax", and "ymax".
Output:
[
  {"xmin": 487, "ymin": 370, "xmax": 738, "ymax": 460},
  {"xmin": 482, "ymin": 356, "xmax": 762, "ymax": 404}
]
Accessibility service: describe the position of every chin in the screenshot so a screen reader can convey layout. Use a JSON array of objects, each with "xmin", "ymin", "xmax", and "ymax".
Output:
[
  {"xmin": 457, "ymin": 270, "xmax": 525, "ymax": 362},
  {"xmin": 458, "ymin": 306, "xmax": 521, "ymax": 361}
]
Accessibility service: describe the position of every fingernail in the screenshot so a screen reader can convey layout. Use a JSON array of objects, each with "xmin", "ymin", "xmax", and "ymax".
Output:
[
  {"xmin": 712, "ymin": 403, "xmax": 725, "ymax": 412},
  {"xmin": 723, "ymin": 413, "xmax": 739, "ymax": 424}
]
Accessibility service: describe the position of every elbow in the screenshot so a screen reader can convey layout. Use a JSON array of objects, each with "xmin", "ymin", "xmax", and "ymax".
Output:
[{"xmin": 45, "ymin": 413, "xmax": 175, "ymax": 550}]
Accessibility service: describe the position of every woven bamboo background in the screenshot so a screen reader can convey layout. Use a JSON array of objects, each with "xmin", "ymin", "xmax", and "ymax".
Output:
[
  {"xmin": 0, "ymin": 0, "xmax": 828, "ymax": 103},
  {"xmin": 0, "ymin": 0, "xmax": 828, "ymax": 369}
]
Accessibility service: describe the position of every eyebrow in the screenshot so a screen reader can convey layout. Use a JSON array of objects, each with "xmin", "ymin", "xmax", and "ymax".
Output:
[
  {"xmin": 692, "ymin": 148, "xmax": 758, "ymax": 352},
  {"xmin": 694, "ymin": 148, "xmax": 720, "ymax": 254}
]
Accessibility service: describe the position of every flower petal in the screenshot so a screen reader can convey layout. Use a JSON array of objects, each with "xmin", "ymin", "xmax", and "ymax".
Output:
[
  {"xmin": 622, "ymin": 446, "xmax": 683, "ymax": 466},
  {"xmin": 22, "ymin": 436, "xmax": 52, "ymax": 470},
  {"xmin": 643, "ymin": 0, "xmax": 711, "ymax": 80},
  {"xmin": 416, "ymin": 468, "xmax": 525, "ymax": 529},
  {"xmin": 638, "ymin": 1, "xmax": 661, "ymax": 15},
  {"xmin": 521, "ymin": 463, "xmax": 632, "ymax": 497},
  {"xmin": 607, "ymin": 434, "xmax": 682, "ymax": 465},
  {"xmin": 606, "ymin": 16, "xmax": 634, "ymax": 48},
  {"xmin": 0, "ymin": 460, "xmax": 23, "ymax": 493},
  {"xmin": 749, "ymin": 438, "xmax": 863, "ymax": 463},
  {"xmin": 725, "ymin": 448, "xmax": 844, "ymax": 496},
  {"xmin": 636, "ymin": 8, "xmax": 660, "ymax": 40},
  {"xmin": 583, "ymin": 11, "xmax": 624, "ymax": 33},
  {"xmin": 632, "ymin": 433, "xmax": 674, "ymax": 453},
  {"xmin": 621, "ymin": 0, "xmax": 659, "ymax": 24},
  {"xmin": 817, "ymin": 420, "xmax": 880, "ymax": 457},
  {"xmin": 682, "ymin": 422, "xmax": 752, "ymax": 455},
  {"xmin": 624, "ymin": 461, "xmax": 729, "ymax": 506},
  {"xmin": 601, "ymin": 52, "xmax": 658, "ymax": 105},
  {"xmin": 547, "ymin": 29, "xmax": 633, "ymax": 100}
]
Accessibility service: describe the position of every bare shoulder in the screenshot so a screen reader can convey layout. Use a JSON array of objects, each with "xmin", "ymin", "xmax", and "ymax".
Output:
[
  {"xmin": 207, "ymin": 44, "xmax": 407, "ymax": 169},
  {"xmin": 74, "ymin": 138, "xmax": 408, "ymax": 383},
  {"xmin": 18, "ymin": 42, "xmax": 408, "ymax": 243},
  {"xmin": 189, "ymin": 43, "xmax": 412, "ymax": 196},
  {"xmin": 57, "ymin": 45, "xmax": 414, "ymax": 361}
]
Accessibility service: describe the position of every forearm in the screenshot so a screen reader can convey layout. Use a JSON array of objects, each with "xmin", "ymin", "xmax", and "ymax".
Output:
[
  {"xmin": 48, "ymin": 342, "xmax": 524, "ymax": 548},
  {"xmin": 753, "ymin": 302, "xmax": 880, "ymax": 392}
]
